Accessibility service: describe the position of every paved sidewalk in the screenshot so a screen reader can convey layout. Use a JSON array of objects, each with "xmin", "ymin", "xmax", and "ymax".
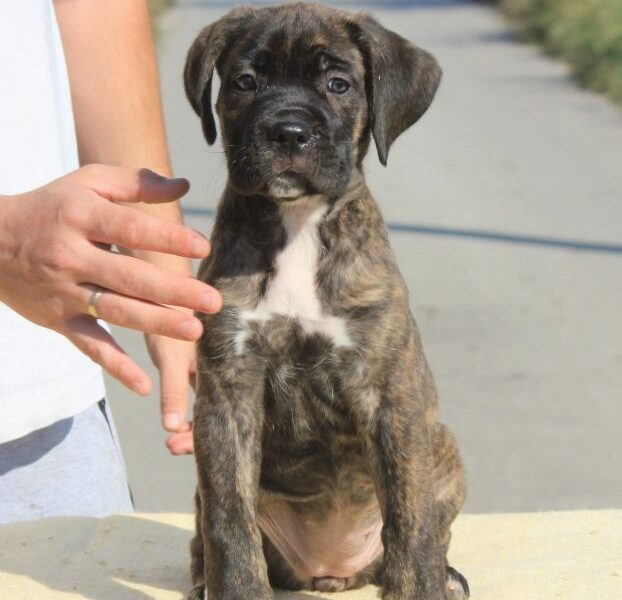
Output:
[
  {"xmin": 1, "ymin": 511, "xmax": 621, "ymax": 599},
  {"xmin": 107, "ymin": 0, "xmax": 622, "ymax": 514}
]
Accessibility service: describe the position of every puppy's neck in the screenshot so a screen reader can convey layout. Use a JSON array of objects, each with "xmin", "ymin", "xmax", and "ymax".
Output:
[
  {"xmin": 271, "ymin": 168, "xmax": 366, "ymax": 216},
  {"xmin": 234, "ymin": 190, "xmax": 353, "ymax": 351},
  {"xmin": 217, "ymin": 169, "xmax": 370, "ymax": 252},
  {"xmin": 276, "ymin": 194, "xmax": 328, "ymax": 234}
]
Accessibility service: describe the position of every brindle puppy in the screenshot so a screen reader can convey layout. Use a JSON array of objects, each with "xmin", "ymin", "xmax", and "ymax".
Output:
[{"xmin": 184, "ymin": 4, "xmax": 468, "ymax": 599}]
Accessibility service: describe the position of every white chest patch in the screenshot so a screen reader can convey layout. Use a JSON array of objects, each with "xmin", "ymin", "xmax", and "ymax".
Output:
[{"xmin": 234, "ymin": 196, "xmax": 352, "ymax": 355}]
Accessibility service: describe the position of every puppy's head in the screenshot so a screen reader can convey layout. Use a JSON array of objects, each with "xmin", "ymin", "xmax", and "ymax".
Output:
[{"xmin": 184, "ymin": 3, "xmax": 441, "ymax": 200}]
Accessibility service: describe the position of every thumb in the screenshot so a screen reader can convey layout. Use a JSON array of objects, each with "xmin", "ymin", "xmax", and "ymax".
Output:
[{"xmin": 70, "ymin": 164, "xmax": 189, "ymax": 204}]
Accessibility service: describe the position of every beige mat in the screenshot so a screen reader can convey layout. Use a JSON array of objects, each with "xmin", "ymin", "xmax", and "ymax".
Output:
[{"xmin": 0, "ymin": 511, "xmax": 620, "ymax": 599}]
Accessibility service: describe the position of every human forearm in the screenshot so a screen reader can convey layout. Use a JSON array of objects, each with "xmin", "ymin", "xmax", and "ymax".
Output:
[
  {"xmin": 54, "ymin": 1, "xmax": 208, "ymax": 441},
  {"xmin": 54, "ymin": 0, "xmax": 186, "ymax": 271},
  {"xmin": 55, "ymin": 0, "xmax": 170, "ymax": 174}
]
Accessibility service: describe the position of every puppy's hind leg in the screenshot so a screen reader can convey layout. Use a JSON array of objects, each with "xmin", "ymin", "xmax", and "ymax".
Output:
[
  {"xmin": 431, "ymin": 422, "xmax": 469, "ymax": 599},
  {"xmin": 188, "ymin": 489, "xmax": 206, "ymax": 600},
  {"xmin": 353, "ymin": 383, "xmax": 446, "ymax": 599}
]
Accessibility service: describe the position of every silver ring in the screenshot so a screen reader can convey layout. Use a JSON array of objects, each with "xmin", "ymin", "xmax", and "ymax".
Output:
[{"xmin": 87, "ymin": 286, "xmax": 103, "ymax": 319}]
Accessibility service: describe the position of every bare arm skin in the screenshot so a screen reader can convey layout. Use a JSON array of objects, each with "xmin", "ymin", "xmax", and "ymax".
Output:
[{"xmin": 54, "ymin": 0, "xmax": 207, "ymax": 451}]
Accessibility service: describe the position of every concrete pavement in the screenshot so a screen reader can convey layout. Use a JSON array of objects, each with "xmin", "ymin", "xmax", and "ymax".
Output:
[
  {"xmin": 2, "ymin": 511, "xmax": 621, "ymax": 599},
  {"xmin": 106, "ymin": 0, "xmax": 622, "ymax": 514}
]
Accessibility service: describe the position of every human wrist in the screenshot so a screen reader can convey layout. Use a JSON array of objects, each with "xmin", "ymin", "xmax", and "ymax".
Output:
[{"xmin": 145, "ymin": 330, "xmax": 196, "ymax": 365}]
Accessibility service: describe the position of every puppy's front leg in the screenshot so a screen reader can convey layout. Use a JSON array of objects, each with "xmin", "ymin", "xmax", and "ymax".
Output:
[
  {"xmin": 359, "ymin": 384, "xmax": 446, "ymax": 600},
  {"xmin": 194, "ymin": 359, "xmax": 271, "ymax": 600}
]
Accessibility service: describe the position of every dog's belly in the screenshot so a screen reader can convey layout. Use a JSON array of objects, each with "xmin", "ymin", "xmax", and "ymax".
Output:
[{"xmin": 258, "ymin": 496, "xmax": 383, "ymax": 580}]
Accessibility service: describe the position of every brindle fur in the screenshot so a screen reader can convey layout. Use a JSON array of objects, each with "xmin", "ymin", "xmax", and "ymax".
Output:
[{"xmin": 185, "ymin": 4, "xmax": 468, "ymax": 600}]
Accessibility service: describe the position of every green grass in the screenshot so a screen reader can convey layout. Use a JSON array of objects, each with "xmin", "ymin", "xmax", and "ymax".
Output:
[
  {"xmin": 498, "ymin": 0, "xmax": 622, "ymax": 105},
  {"xmin": 147, "ymin": 0, "xmax": 172, "ymax": 20},
  {"xmin": 147, "ymin": 0, "xmax": 173, "ymax": 41}
]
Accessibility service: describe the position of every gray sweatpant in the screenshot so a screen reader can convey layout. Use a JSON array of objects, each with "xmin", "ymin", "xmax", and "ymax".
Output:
[{"xmin": 0, "ymin": 399, "xmax": 133, "ymax": 524}]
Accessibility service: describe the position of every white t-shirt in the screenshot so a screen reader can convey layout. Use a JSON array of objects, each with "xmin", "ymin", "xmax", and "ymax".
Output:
[{"xmin": 0, "ymin": 0, "xmax": 105, "ymax": 443}]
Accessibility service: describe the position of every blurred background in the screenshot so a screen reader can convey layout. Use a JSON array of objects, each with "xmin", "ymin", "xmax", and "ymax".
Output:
[{"xmin": 107, "ymin": 0, "xmax": 622, "ymax": 514}]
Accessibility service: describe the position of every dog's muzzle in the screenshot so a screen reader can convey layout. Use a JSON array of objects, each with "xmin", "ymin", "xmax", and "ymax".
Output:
[
  {"xmin": 264, "ymin": 110, "xmax": 319, "ymax": 199},
  {"xmin": 268, "ymin": 120, "xmax": 314, "ymax": 155}
]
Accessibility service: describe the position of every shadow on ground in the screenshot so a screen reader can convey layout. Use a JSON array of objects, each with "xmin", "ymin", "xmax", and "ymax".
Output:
[{"xmin": 0, "ymin": 513, "xmax": 340, "ymax": 599}]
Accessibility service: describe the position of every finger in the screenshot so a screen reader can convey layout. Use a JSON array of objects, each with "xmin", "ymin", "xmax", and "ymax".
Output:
[
  {"xmin": 80, "ymin": 286, "xmax": 204, "ymax": 340},
  {"xmin": 63, "ymin": 315, "xmax": 151, "ymax": 395},
  {"xmin": 86, "ymin": 248, "xmax": 222, "ymax": 313},
  {"xmin": 80, "ymin": 197, "xmax": 210, "ymax": 258},
  {"xmin": 166, "ymin": 429, "xmax": 194, "ymax": 455},
  {"xmin": 158, "ymin": 353, "xmax": 192, "ymax": 432},
  {"xmin": 71, "ymin": 164, "xmax": 190, "ymax": 204}
]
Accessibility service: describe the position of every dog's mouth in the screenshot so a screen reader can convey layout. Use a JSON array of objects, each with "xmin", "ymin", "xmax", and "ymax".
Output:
[
  {"xmin": 268, "ymin": 171, "xmax": 312, "ymax": 200},
  {"xmin": 268, "ymin": 154, "xmax": 315, "ymax": 200}
]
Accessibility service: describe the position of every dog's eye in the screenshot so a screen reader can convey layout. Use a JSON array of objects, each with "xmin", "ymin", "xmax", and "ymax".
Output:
[
  {"xmin": 234, "ymin": 74, "xmax": 257, "ymax": 91},
  {"xmin": 327, "ymin": 77, "xmax": 350, "ymax": 94}
]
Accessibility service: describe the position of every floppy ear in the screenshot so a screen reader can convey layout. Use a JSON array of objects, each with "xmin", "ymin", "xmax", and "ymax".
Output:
[
  {"xmin": 350, "ymin": 15, "xmax": 442, "ymax": 165},
  {"xmin": 183, "ymin": 7, "xmax": 255, "ymax": 145}
]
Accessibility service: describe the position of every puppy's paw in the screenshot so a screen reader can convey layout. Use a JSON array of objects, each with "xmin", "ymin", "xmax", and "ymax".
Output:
[
  {"xmin": 187, "ymin": 584, "xmax": 206, "ymax": 600},
  {"xmin": 445, "ymin": 566, "xmax": 469, "ymax": 599},
  {"xmin": 313, "ymin": 576, "xmax": 347, "ymax": 592}
]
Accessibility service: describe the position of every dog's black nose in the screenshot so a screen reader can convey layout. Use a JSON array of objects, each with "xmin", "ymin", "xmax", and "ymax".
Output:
[{"xmin": 269, "ymin": 121, "xmax": 312, "ymax": 153}]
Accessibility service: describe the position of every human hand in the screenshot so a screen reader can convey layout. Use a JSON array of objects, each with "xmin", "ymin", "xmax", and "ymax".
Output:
[
  {"xmin": 0, "ymin": 165, "xmax": 221, "ymax": 395},
  {"xmin": 146, "ymin": 333, "xmax": 196, "ymax": 455}
]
